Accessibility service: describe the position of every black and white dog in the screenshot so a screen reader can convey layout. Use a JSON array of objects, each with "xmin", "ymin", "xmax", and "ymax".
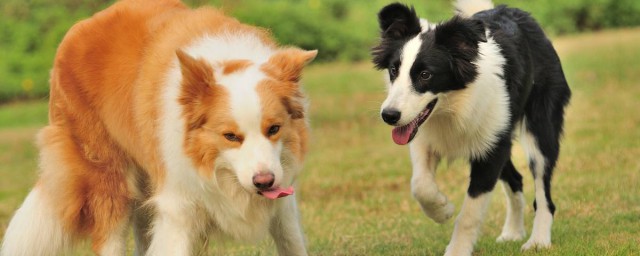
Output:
[{"xmin": 372, "ymin": 0, "xmax": 570, "ymax": 255}]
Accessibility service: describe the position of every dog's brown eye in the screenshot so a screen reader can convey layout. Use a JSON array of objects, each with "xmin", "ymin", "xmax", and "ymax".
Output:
[
  {"xmin": 267, "ymin": 125, "xmax": 280, "ymax": 136},
  {"xmin": 420, "ymin": 71, "xmax": 432, "ymax": 81},
  {"xmin": 389, "ymin": 65, "xmax": 398, "ymax": 78},
  {"xmin": 223, "ymin": 133, "xmax": 241, "ymax": 142}
]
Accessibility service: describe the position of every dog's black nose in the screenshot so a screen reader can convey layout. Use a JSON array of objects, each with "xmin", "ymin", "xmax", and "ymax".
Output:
[
  {"xmin": 253, "ymin": 173, "xmax": 275, "ymax": 190},
  {"xmin": 381, "ymin": 109, "xmax": 401, "ymax": 125}
]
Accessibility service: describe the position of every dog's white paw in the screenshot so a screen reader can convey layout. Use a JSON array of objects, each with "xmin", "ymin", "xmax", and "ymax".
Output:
[
  {"xmin": 420, "ymin": 201, "xmax": 455, "ymax": 224},
  {"xmin": 444, "ymin": 242, "xmax": 473, "ymax": 256},
  {"xmin": 496, "ymin": 230, "xmax": 526, "ymax": 242},
  {"xmin": 521, "ymin": 237, "xmax": 551, "ymax": 251}
]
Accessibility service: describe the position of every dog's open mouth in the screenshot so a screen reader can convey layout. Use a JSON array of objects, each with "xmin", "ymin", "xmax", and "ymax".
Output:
[
  {"xmin": 391, "ymin": 99, "xmax": 438, "ymax": 145},
  {"xmin": 258, "ymin": 186, "xmax": 294, "ymax": 200}
]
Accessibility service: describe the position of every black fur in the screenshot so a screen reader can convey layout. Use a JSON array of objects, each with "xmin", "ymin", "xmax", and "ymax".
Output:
[
  {"xmin": 473, "ymin": 6, "xmax": 570, "ymax": 213},
  {"xmin": 372, "ymin": 3, "xmax": 422, "ymax": 71},
  {"xmin": 377, "ymin": 3, "xmax": 422, "ymax": 40},
  {"xmin": 499, "ymin": 160, "xmax": 524, "ymax": 193}
]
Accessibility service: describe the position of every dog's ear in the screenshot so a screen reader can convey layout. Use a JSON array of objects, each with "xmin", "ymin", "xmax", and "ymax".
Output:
[
  {"xmin": 435, "ymin": 17, "xmax": 487, "ymax": 83},
  {"xmin": 264, "ymin": 48, "xmax": 317, "ymax": 83},
  {"xmin": 176, "ymin": 49, "xmax": 215, "ymax": 92},
  {"xmin": 377, "ymin": 3, "xmax": 422, "ymax": 39},
  {"xmin": 435, "ymin": 17, "xmax": 486, "ymax": 57},
  {"xmin": 262, "ymin": 48, "xmax": 316, "ymax": 119},
  {"xmin": 176, "ymin": 49, "xmax": 216, "ymax": 130}
]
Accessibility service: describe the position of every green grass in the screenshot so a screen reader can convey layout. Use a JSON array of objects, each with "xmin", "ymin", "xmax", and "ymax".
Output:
[
  {"xmin": 1, "ymin": 28, "xmax": 640, "ymax": 255},
  {"xmin": 0, "ymin": 100, "xmax": 49, "ymax": 129}
]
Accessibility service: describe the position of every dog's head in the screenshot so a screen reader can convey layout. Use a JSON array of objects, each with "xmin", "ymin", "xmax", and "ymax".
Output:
[
  {"xmin": 176, "ymin": 48, "xmax": 316, "ymax": 199},
  {"xmin": 372, "ymin": 3, "xmax": 487, "ymax": 145}
]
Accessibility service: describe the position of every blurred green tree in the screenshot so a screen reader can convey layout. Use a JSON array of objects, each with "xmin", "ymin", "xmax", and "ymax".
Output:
[{"xmin": 1, "ymin": 0, "xmax": 639, "ymax": 102}]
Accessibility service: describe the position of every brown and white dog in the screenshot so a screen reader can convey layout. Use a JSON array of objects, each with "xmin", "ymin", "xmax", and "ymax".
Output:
[{"xmin": 0, "ymin": 0, "xmax": 316, "ymax": 255}]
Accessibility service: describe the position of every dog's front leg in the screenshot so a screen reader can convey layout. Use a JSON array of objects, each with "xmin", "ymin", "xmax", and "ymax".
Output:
[
  {"xmin": 444, "ymin": 139, "xmax": 511, "ymax": 256},
  {"xmin": 410, "ymin": 143, "xmax": 454, "ymax": 223},
  {"xmin": 269, "ymin": 195, "xmax": 308, "ymax": 256},
  {"xmin": 145, "ymin": 194, "xmax": 198, "ymax": 256}
]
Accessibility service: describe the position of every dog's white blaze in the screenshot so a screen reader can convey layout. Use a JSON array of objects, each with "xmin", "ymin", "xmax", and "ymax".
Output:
[
  {"xmin": 218, "ymin": 66, "xmax": 265, "ymax": 132},
  {"xmin": 520, "ymin": 124, "xmax": 553, "ymax": 250},
  {"xmin": 496, "ymin": 182, "xmax": 526, "ymax": 242},
  {"xmin": 382, "ymin": 35, "xmax": 438, "ymax": 126},
  {"xmin": 445, "ymin": 193, "xmax": 492, "ymax": 256},
  {"xmin": 422, "ymin": 35, "xmax": 509, "ymax": 159},
  {"xmin": 219, "ymin": 66, "xmax": 285, "ymax": 190}
]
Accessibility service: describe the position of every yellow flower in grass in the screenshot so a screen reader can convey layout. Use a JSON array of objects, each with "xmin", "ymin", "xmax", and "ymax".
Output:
[
  {"xmin": 21, "ymin": 78, "xmax": 33, "ymax": 94},
  {"xmin": 309, "ymin": 0, "xmax": 320, "ymax": 9}
]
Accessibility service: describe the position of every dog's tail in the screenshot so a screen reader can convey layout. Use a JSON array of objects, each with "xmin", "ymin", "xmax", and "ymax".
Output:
[
  {"xmin": 454, "ymin": 0, "xmax": 494, "ymax": 18},
  {"xmin": 1, "ymin": 188, "xmax": 71, "ymax": 256}
]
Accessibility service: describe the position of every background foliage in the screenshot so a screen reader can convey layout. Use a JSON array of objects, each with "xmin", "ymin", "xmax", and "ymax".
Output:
[{"xmin": 1, "ymin": 0, "xmax": 640, "ymax": 102}]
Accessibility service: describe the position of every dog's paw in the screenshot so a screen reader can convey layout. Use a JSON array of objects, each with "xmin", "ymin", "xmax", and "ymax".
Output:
[
  {"xmin": 444, "ymin": 242, "xmax": 473, "ymax": 256},
  {"xmin": 420, "ymin": 201, "xmax": 455, "ymax": 224},
  {"xmin": 496, "ymin": 230, "xmax": 526, "ymax": 242},
  {"xmin": 521, "ymin": 237, "xmax": 551, "ymax": 251}
]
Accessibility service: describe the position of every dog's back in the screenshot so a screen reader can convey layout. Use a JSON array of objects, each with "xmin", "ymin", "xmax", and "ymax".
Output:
[
  {"xmin": 49, "ymin": 0, "xmax": 186, "ymax": 150},
  {"xmin": 2, "ymin": 2, "xmax": 188, "ymax": 255},
  {"xmin": 472, "ymin": 6, "xmax": 571, "ymax": 135}
]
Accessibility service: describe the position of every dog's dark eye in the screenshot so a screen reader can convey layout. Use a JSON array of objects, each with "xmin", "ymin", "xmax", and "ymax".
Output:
[
  {"xmin": 420, "ymin": 71, "xmax": 432, "ymax": 81},
  {"xmin": 389, "ymin": 65, "xmax": 398, "ymax": 78},
  {"xmin": 267, "ymin": 125, "xmax": 280, "ymax": 137},
  {"xmin": 223, "ymin": 133, "xmax": 242, "ymax": 142}
]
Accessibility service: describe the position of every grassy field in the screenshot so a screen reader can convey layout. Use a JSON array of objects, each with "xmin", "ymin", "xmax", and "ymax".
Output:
[{"xmin": 1, "ymin": 28, "xmax": 640, "ymax": 255}]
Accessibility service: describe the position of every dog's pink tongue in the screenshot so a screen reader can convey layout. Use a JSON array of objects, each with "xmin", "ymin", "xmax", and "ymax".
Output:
[
  {"xmin": 392, "ymin": 124, "xmax": 415, "ymax": 145},
  {"xmin": 259, "ymin": 187, "xmax": 294, "ymax": 200}
]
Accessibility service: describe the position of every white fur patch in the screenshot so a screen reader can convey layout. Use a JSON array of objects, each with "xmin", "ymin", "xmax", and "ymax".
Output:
[
  {"xmin": 269, "ymin": 196, "xmax": 308, "ymax": 255},
  {"xmin": 1, "ymin": 189, "xmax": 70, "ymax": 256},
  {"xmin": 522, "ymin": 208, "xmax": 553, "ymax": 250},
  {"xmin": 445, "ymin": 193, "xmax": 492, "ymax": 256},
  {"xmin": 409, "ymin": 142, "xmax": 454, "ymax": 223},
  {"xmin": 420, "ymin": 35, "xmax": 510, "ymax": 159},
  {"xmin": 185, "ymin": 33, "xmax": 274, "ymax": 65},
  {"xmin": 99, "ymin": 219, "xmax": 129, "ymax": 256},
  {"xmin": 419, "ymin": 18, "xmax": 436, "ymax": 32},
  {"xmin": 455, "ymin": 0, "xmax": 495, "ymax": 17},
  {"xmin": 520, "ymin": 122, "xmax": 553, "ymax": 250},
  {"xmin": 496, "ymin": 182, "xmax": 526, "ymax": 242},
  {"xmin": 147, "ymin": 54, "xmax": 205, "ymax": 255}
]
